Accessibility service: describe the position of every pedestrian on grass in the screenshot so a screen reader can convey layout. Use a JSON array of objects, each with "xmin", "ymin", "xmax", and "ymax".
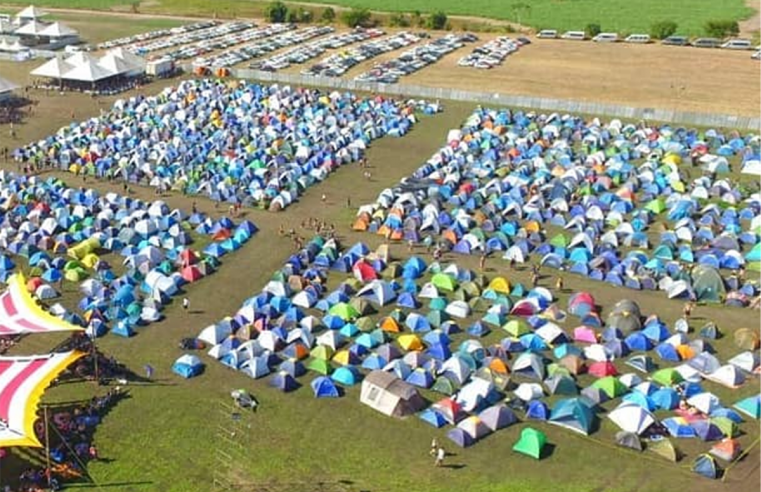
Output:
[
  {"xmin": 429, "ymin": 438, "xmax": 438, "ymax": 456},
  {"xmin": 555, "ymin": 275, "xmax": 564, "ymax": 292},
  {"xmin": 479, "ymin": 253, "xmax": 487, "ymax": 271},
  {"xmin": 531, "ymin": 271, "xmax": 540, "ymax": 288},
  {"xmin": 182, "ymin": 297, "xmax": 190, "ymax": 311},
  {"xmin": 435, "ymin": 446, "xmax": 445, "ymax": 467},
  {"xmin": 144, "ymin": 364, "xmax": 154, "ymax": 379}
]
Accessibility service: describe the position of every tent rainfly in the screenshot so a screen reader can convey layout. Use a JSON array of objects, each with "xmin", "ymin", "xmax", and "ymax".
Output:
[{"xmin": 360, "ymin": 370, "xmax": 426, "ymax": 418}]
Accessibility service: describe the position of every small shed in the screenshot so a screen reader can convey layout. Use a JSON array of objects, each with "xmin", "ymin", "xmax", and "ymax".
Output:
[{"xmin": 360, "ymin": 370, "xmax": 425, "ymax": 418}]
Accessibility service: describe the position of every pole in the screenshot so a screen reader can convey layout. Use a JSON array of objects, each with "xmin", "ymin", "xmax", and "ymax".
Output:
[
  {"xmin": 43, "ymin": 405, "xmax": 51, "ymax": 489},
  {"xmin": 93, "ymin": 339, "xmax": 99, "ymax": 384}
]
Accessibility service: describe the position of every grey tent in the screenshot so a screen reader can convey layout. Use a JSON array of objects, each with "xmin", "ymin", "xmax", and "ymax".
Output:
[
  {"xmin": 615, "ymin": 431, "xmax": 643, "ymax": 451},
  {"xmin": 544, "ymin": 374, "xmax": 578, "ymax": 395},
  {"xmin": 360, "ymin": 370, "xmax": 426, "ymax": 418},
  {"xmin": 479, "ymin": 404, "xmax": 518, "ymax": 431},
  {"xmin": 606, "ymin": 310, "xmax": 642, "ymax": 334},
  {"xmin": 611, "ymin": 299, "xmax": 641, "ymax": 318}
]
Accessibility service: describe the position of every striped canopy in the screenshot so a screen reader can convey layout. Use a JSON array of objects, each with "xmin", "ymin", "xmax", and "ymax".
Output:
[
  {"xmin": 0, "ymin": 351, "xmax": 84, "ymax": 447},
  {"xmin": 0, "ymin": 273, "xmax": 84, "ymax": 335}
]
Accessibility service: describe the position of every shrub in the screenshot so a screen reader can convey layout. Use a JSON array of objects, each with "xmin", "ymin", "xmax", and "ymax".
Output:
[
  {"xmin": 320, "ymin": 7, "xmax": 335, "ymax": 23},
  {"xmin": 411, "ymin": 10, "xmax": 424, "ymax": 27},
  {"xmin": 342, "ymin": 8, "xmax": 372, "ymax": 27},
  {"xmin": 704, "ymin": 20, "xmax": 739, "ymax": 38},
  {"xmin": 427, "ymin": 11, "xmax": 448, "ymax": 30},
  {"xmin": 297, "ymin": 8, "xmax": 313, "ymax": 23},
  {"xmin": 650, "ymin": 20, "xmax": 677, "ymax": 39},
  {"xmin": 584, "ymin": 23, "xmax": 601, "ymax": 37},
  {"xmin": 265, "ymin": 1, "xmax": 288, "ymax": 23},
  {"xmin": 389, "ymin": 13, "xmax": 410, "ymax": 27},
  {"xmin": 286, "ymin": 8, "xmax": 298, "ymax": 23}
]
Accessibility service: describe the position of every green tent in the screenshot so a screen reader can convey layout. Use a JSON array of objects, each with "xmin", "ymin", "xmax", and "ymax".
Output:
[
  {"xmin": 349, "ymin": 298, "xmax": 376, "ymax": 316},
  {"xmin": 644, "ymin": 198, "xmax": 667, "ymax": 214},
  {"xmin": 503, "ymin": 319, "xmax": 531, "ymax": 337},
  {"xmin": 592, "ymin": 376, "xmax": 628, "ymax": 398},
  {"xmin": 310, "ymin": 346, "xmax": 334, "ymax": 361},
  {"xmin": 427, "ymin": 309, "xmax": 449, "ymax": 328},
  {"xmin": 429, "ymin": 297, "xmax": 448, "ymax": 311},
  {"xmin": 329, "ymin": 302, "xmax": 360, "ymax": 320},
  {"xmin": 432, "ymin": 376, "xmax": 457, "ymax": 395},
  {"xmin": 648, "ymin": 438, "xmax": 679, "ymax": 462},
  {"xmin": 513, "ymin": 427, "xmax": 547, "ymax": 459},
  {"xmin": 710, "ymin": 417, "xmax": 738, "ymax": 438},
  {"xmin": 691, "ymin": 265, "xmax": 726, "ymax": 303},
  {"xmin": 652, "ymin": 368, "xmax": 684, "ymax": 386},
  {"xmin": 431, "ymin": 273, "xmax": 457, "ymax": 292},
  {"xmin": 550, "ymin": 234, "xmax": 568, "ymax": 248},
  {"xmin": 355, "ymin": 317, "xmax": 375, "ymax": 332},
  {"xmin": 306, "ymin": 358, "xmax": 333, "ymax": 375}
]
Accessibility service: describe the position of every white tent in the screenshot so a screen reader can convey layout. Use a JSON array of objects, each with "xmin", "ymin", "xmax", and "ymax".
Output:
[
  {"xmin": 98, "ymin": 53, "xmax": 132, "ymax": 76},
  {"xmin": 109, "ymin": 47, "xmax": 147, "ymax": 71},
  {"xmin": 65, "ymin": 51, "xmax": 97, "ymax": 66},
  {"xmin": 31, "ymin": 56, "xmax": 74, "ymax": 78},
  {"xmin": 40, "ymin": 22, "xmax": 78, "ymax": 38},
  {"xmin": 0, "ymin": 19, "xmax": 13, "ymax": 33},
  {"xmin": 14, "ymin": 20, "xmax": 46, "ymax": 36},
  {"xmin": 0, "ymin": 76, "xmax": 19, "ymax": 101},
  {"xmin": 608, "ymin": 402, "xmax": 656, "ymax": 435},
  {"xmin": 16, "ymin": 5, "xmax": 48, "ymax": 21},
  {"xmin": 63, "ymin": 59, "xmax": 114, "ymax": 82}
]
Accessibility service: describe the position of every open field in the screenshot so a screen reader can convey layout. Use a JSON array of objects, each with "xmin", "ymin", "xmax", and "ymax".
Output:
[
  {"xmin": 0, "ymin": 75, "xmax": 759, "ymax": 492},
  {"xmin": 0, "ymin": 0, "xmax": 758, "ymax": 35}
]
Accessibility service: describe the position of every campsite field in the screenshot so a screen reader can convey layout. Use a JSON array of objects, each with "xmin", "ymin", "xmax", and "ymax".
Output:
[
  {"xmin": 0, "ymin": 79, "xmax": 760, "ymax": 492},
  {"xmin": 0, "ymin": 0, "xmax": 756, "ymax": 36}
]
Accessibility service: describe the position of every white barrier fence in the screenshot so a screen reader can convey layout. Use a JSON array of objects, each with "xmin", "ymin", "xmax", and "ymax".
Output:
[{"xmin": 220, "ymin": 67, "xmax": 759, "ymax": 131}]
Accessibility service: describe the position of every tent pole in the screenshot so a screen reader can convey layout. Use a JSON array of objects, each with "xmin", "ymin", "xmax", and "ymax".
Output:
[{"xmin": 44, "ymin": 405, "xmax": 52, "ymax": 489}]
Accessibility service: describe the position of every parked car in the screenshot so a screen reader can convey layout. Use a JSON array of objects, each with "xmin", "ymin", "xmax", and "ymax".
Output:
[
  {"xmin": 691, "ymin": 38, "xmax": 721, "ymax": 48},
  {"xmin": 662, "ymin": 35, "xmax": 689, "ymax": 46},
  {"xmin": 752, "ymin": 49, "xmax": 761, "ymax": 60},
  {"xmin": 592, "ymin": 32, "xmax": 619, "ymax": 42},
  {"xmin": 561, "ymin": 31, "xmax": 587, "ymax": 41},
  {"xmin": 624, "ymin": 34, "xmax": 651, "ymax": 44},
  {"xmin": 721, "ymin": 39, "xmax": 752, "ymax": 50},
  {"xmin": 537, "ymin": 29, "xmax": 558, "ymax": 39}
]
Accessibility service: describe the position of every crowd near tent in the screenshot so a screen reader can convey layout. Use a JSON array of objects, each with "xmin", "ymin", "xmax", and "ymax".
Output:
[
  {"xmin": 189, "ymin": 234, "xmax": 758, "ymax": 476},
  {"xmin": 15, "ymin": 80, "xmax": 439, "ymax": 210},
  {"xmin": 354, "ymin": 108, "xmax": 760, "ymax": 308}
]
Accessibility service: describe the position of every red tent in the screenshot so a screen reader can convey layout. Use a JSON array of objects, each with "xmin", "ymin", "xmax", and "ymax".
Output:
[
  {"xmin": 352, "ymin": 260, "xmax": 377, "ymax": 282},
  {"xmin": 181, "ymin": 265, "xmax": 203, "ymax": 283},
  {"xmin": 26, "ymin": 277, "xmax": 43, "ymax": 293},
  {"xmin": 179, "ymin": 249, "xmax": 198, "ymax": 267},
  {"xmin": 588, "ymin": 361, "xmax": 618, "ymax": 378}
]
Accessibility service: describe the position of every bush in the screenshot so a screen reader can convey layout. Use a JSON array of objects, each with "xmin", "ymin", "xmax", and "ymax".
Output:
[
  {"xmin": 650, "ymin": 20, "xmax": 677, "ymax": 39},
  {"xmin": 389, "ymin": 13, "xmax": 410, "ymax": 27},
  {"xmin": 341, "ymin": 8, "xmax": 372, "ymax": 27},
  {"xmin": 320, "ymin": 7, "xmax": 335, "ymax": 23},
  {"xmin": 265, "ymin": 1, "xmax": 288, "ymax": 23},
  {"xmin": 411, "ymin": 10, "xmax": 424, "ymax": 27},
  {"xmin": 427, "ymin": 11, "xmax": 448, "ymax": 30},
  {"xmin": 584, "ymin": 23, "xmax": 601, "ymax": 37},
  {"xmin": 286, "ymin": 9, "xmax": 298, "ymax": 23},
  {"xmin": 704, "ymin": 20, "xmax": 739, "ymax": 38},
  {"xmin": 297, "ymin": 7, "xmax": 313, "ymax": 23}
]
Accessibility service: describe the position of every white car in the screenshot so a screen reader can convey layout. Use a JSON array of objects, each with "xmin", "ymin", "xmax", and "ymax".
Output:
[
  {"xmin": 721, "ymin": 39, "xmax": 752, "ymax": 50},
  {"xmin": 592, "ymin": 33, "xmax": 619, "ymax": 42}
]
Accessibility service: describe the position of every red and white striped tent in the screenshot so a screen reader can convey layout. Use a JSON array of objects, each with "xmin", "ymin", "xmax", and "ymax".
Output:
[
  {"xmin": 0, "ymin": 351, "xmax": 85, "ymax": 447},
  {"xmin": 0, "ymin": 273, "xmax": 84, "ymax": 335}
]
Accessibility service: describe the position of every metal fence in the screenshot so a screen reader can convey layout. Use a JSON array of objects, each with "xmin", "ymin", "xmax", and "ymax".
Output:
[{"xmin": 228, "ymin": 68, "xmax": 759, "ymax": 131}]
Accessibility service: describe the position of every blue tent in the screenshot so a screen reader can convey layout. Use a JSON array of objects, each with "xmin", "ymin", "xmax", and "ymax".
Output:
[
  {"xmin": 419, "ymin": 407, "xmax": 447, "ymax": 428},
  {"xmin": 270, "ymin": 371, "xmax": 299, "ymax": 392},
  {"xmin": 526, "ymin": 400, "xmax": 549, "ymax": 420},
  {"xmin": 311, "ymin": 376, "xmax": 340, "ymax": 398},
  {"xmin": 172, "ymin": 354, "xmax": 204, "ymax": 378}
]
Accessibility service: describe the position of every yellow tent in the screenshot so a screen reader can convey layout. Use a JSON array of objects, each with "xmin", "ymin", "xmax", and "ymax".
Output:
[
  {"xmin": 398, "ymin": 334, "xmax": 423, "ymax": 351},
  {"xmin": 81, "ymin": 253, "xmax": 100, "ymax": 269},
  {"xmin": 67, "ymin": 237, "xmax": 100, "ymax": 260},
  {"xmin": 488, "ymin": 276, "xmax": 511, "ymax": 294}
]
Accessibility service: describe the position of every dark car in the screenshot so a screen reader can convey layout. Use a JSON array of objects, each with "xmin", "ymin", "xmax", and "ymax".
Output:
[
  {"xmin": 662, "ymin": 35, "xmax": 689, "ymax": 46},
  {"xmin": 517, "ymin": 37, "xmax": 532, "ymax": 45},
  {"xmin": 691, "ymin": 38, "xmax": 721, "ymax": 48}
]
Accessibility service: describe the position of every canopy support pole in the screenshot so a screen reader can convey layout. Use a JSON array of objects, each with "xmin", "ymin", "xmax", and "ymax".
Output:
[{"xmin": 44, "ymin": 405, "xmax": 51, "ymax": 489}]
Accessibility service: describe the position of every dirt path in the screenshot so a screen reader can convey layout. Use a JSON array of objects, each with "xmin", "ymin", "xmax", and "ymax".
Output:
[
  {"xmin": 0, "ymin": 4, "xmax": 205, "ymax": 21},
  {"xmin": 739, "ymin": 0, "xmax": 760, "ymax": 37}
]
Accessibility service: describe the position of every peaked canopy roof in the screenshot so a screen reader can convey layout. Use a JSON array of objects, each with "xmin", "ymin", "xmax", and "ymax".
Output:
[
  {"xmin": 40, "ymin": 22, "xmax": 77, "ymax": 37},
  {"xmin": 0, "ymin": 273, "xmax": 84, "ymax": 335},
  {"xmin": 0, "ymin": 351, "xmax": 84, "ymax": 447},
  {"xmin": 14, "ymin": 20, "xmax": 46, "ymax": 36},
  {"xmin": 0, "ymin": 76, "xmax": 19, "ymax": 94},
  {"xmin": 30, "ymin": 56, "xmax": 74, "ymax": 78},
  {"xmin": 16, "ymin": 5, "xmax": 48, "ymax": 20},
  {"xmin": 62, "ymin": 59, "xmax": 114, "ymax": 82}
]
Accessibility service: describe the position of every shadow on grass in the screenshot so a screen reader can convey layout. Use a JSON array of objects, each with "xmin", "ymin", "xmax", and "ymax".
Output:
[{"xmin": 66, "ymin": 480, "xmax": 154, "ymax": 489}]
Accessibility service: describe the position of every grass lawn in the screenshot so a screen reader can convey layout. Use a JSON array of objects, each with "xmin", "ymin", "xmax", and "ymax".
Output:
[
  {"xmin": 1, "ymin": 0, "xmax": 756, "ymax": 35},
  {"xmin": 0, "ymin": 80, "xmax": 758, "ymax": 492}
]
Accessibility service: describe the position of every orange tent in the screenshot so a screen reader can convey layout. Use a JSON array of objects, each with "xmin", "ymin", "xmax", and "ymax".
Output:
[
  {"xmin": 379, "ymin": 317, "xmax": 400, "ymax": 333},
  {"xmin": 489, "ymin": 358, "xmax": 510, "ymax": 375},
  {"xmin": 676, "ymin": 345, "xmax": 695, "ymax": 360},
  {"xmin": 524, "ymin": 221, "xmax": 540, "ymax": 234},
  {"xmin": 442, "ymin": 229, "xmax": 458, "ymax": 245}
]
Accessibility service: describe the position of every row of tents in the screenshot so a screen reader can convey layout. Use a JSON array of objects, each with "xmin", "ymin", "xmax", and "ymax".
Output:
[
  {"xmin": 190, "ymin": 236, "xmax": 758, "ymax": 478},
  {"xmin": 14, "ymin": 79, "xmax": 439, "ymax": 210},
  {"xmin": 0, "ymin": 172, "xmax": 256, "ymax": 337},
  {"xmin": 354, "ymin": 108, "xmax": 759, "ymax": 307}
]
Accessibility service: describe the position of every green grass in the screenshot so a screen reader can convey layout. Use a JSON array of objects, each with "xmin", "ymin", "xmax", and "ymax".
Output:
[
  {"xmin": 1, "ymin": 0, "xmax": 755, "ymax": 35},
  {"xmin": 0, "ymin": 97, "xmax": 758, "ymax": 492}
]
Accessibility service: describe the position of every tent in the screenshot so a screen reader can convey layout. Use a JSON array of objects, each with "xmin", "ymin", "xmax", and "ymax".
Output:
[
  {"xmin": 0, "ymin": 351, "xmax": 84, "ymax": 447},
  {"xmin": 172, "ymin": 354, "xmax": 204, "ymax": 378},
  {"xmin": 549, "ymin": 398, "xmax": 595, "ymax": 435},
  {"xmin": 478, "ymin": 405, "xmax": 518, "ymax": 431},
  {"xmin": 615, "ymin": 431, "xmax": 642, "ymax": 451},
  {"xmin": 360, "ymin": 370, "xmax": 425, "ymax": 417},
  {"xmin": 512, "ymin": 427, "xmax": 547, "ymax": 459},
  {"xmin": 692, "ymin": 453, "xmax": 719, "ymax": 479},
  {"xmin": 608, "ymin": 402, "xmax": 656, "ymax": 435}
]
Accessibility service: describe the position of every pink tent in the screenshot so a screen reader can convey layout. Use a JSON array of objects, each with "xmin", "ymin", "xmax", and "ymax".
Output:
[{"xmin": 573, "ymin": 326, "xmax": 598, "ymax": 344}]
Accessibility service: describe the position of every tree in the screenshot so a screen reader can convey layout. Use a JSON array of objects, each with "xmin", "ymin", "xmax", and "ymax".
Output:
[
  {"xmin": 411, "ymin": 10, "xmax": 424, "ymax": 27},
  {"xmin": 286, "ymin": 8, "xmax": 299, "ymax": 23},
  {"xmin": 704, "ymin": 20, "xmax": 739, "ymax": 38},
  {"xmin": 426, "ymin": 11, "xmax": 448, "ymax": 30},
  {"xmin": 297, "ymin": 7, "xmax": 313, "ymax": 23},
  {"xmin": 341, "ymin": 8, "xmax": 372, "ymax": 27},
  {"xmin": 650, "ymin": 20, "xmax": 677, "ymax": 39},
  {"xmin": 265, "ymin": 1, "xmax": 288, "ymax": 23},
  {"xmin": 585, "ymin": 23, "xmax": 602, "ymax": 37},
  {"xmin": 320, "ymin": 7, "xmax": 336, "ymax": 23}
]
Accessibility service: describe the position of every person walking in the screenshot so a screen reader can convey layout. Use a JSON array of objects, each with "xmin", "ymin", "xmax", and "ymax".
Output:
[
  {"xmin": 435, "ymin": 446, "xmax": 445, "ymax": 467},
  {"xmin": 182, "ymin": 297, "xmax": 190, "ymax": 311},
  {"xmin": 144, "ymin": 364, "xmax": 154, "ymax": 379},
  {"xmin": 429, "ymin": 438, "xmax": 438, "ymax": 456},
  {"xmin": 555, "ymin": 275, "xmax": 564, "ymax": 292}
]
